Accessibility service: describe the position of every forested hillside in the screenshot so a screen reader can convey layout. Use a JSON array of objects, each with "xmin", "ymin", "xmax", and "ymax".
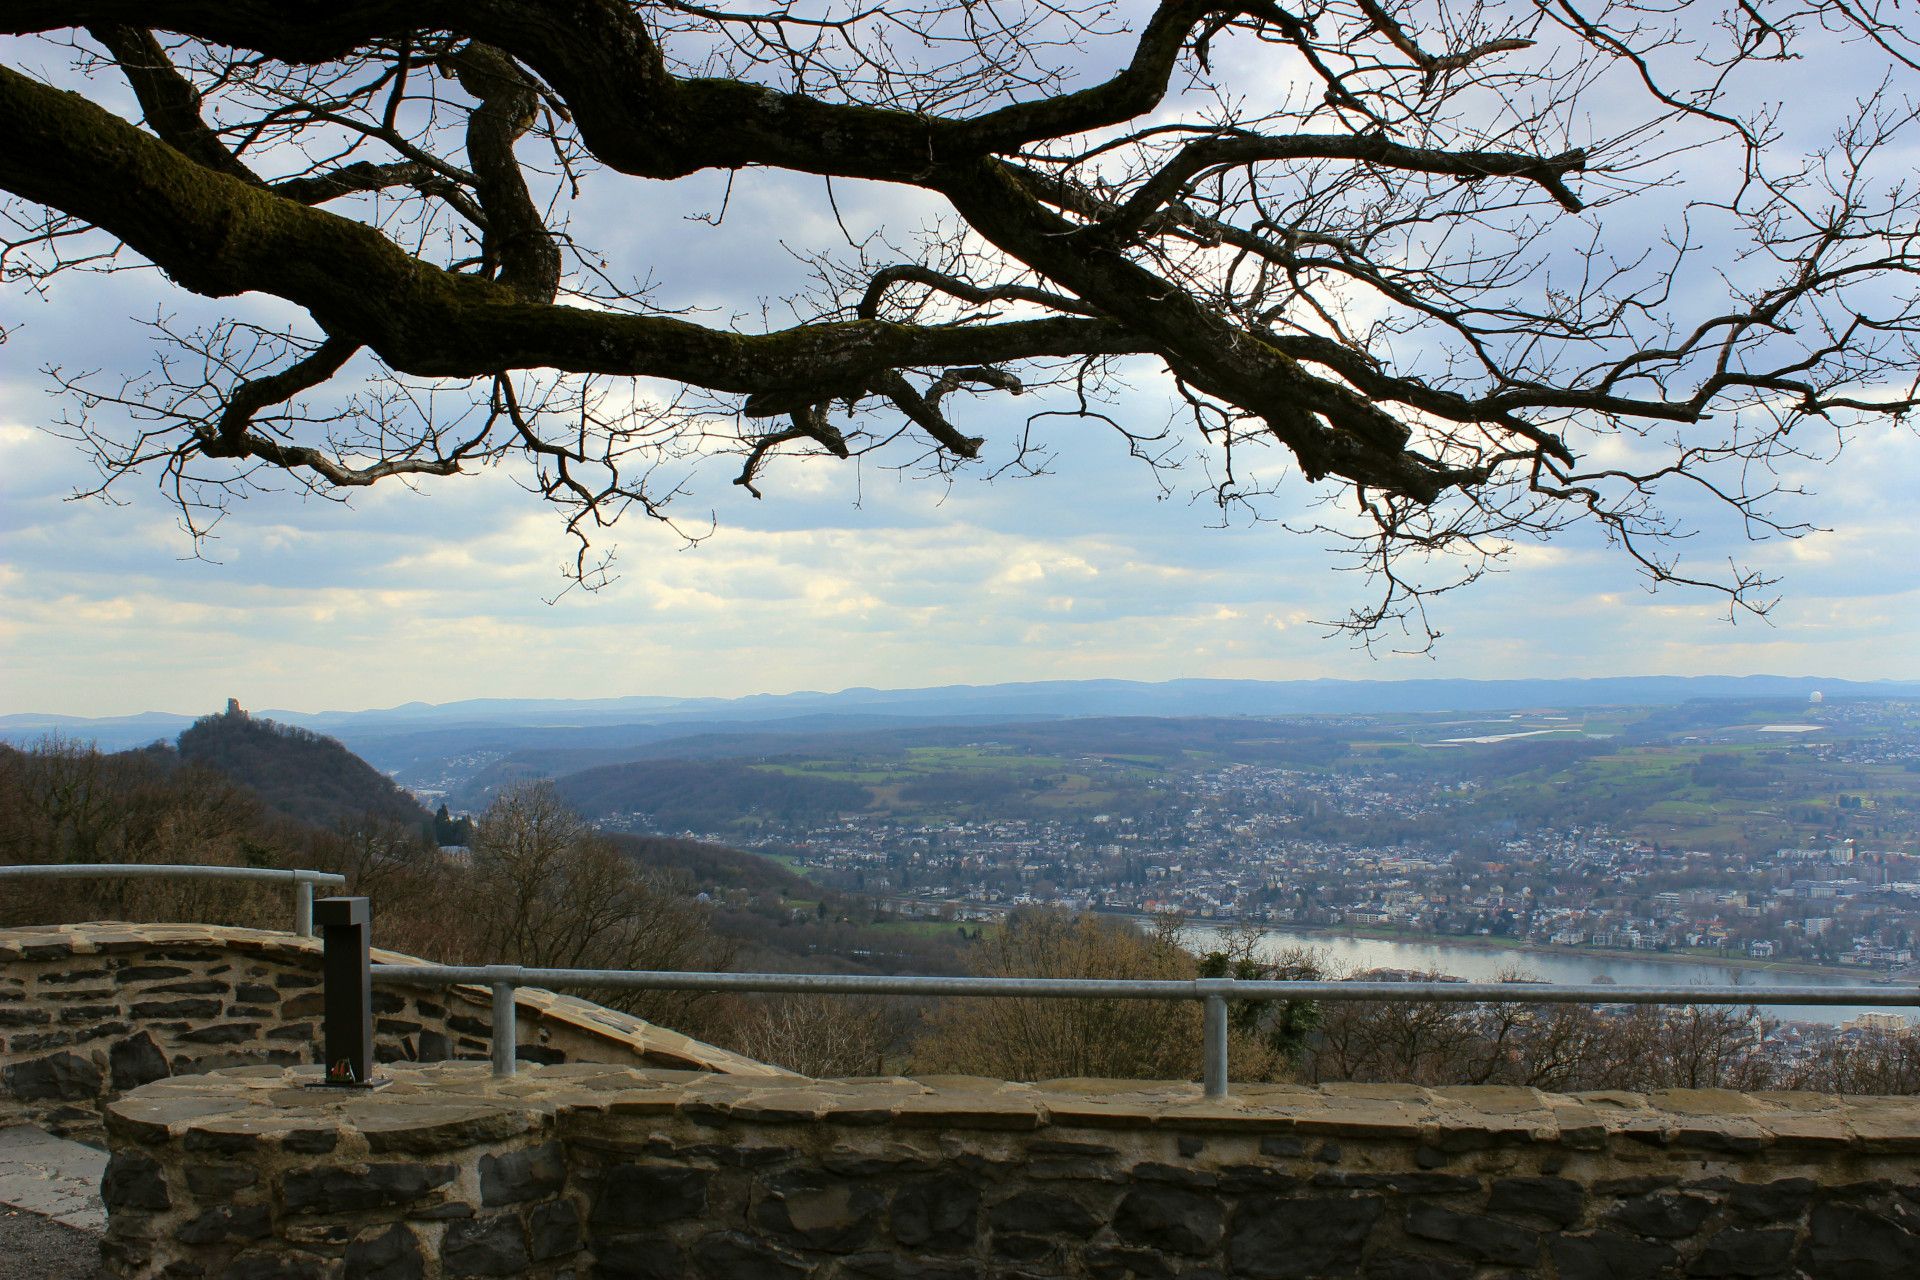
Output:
[
  {"xmin": 609, "ymin": 832, "xmax": 812, "ymax": 898},
  {"xmin": 177, "ymin": 704, "xmax": 432, "ymax": 832},
  {"xmin": 555, "ymin": 759, "xmax": 870, "ymax": 829}
]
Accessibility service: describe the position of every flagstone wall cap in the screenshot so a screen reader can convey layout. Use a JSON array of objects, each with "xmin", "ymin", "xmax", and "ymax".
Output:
[{"xmin": 104, "ymin": 1062, "xmax": 1920, "ymax": 1157}]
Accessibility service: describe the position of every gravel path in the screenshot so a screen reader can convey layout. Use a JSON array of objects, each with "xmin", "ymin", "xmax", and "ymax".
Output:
[{"xmin": 0, "ymin": 1209, "xmax": 102, "ymax": 1279}]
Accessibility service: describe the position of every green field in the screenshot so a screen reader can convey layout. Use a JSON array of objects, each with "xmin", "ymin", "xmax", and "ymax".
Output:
[{"xmin": 580, "ymin": 699, "xmax": 1918, "ymax": 855}]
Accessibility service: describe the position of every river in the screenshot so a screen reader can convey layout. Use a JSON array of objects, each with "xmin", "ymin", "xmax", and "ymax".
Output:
[{"xmin": 1184, "ymin": 925, "xmax": 1919, "ymax": 1027}]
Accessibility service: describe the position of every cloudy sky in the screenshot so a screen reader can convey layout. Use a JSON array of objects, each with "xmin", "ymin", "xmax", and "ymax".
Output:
[{"xmin": 2, "ymin": 18, "xmax": 1916, "ymax": 719}]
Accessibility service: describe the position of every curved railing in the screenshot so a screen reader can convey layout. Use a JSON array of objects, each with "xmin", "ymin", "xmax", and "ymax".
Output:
[
  {"xmin": 6, "ymin": 862, "xmax": 1917, "ymax": 1098},
  {"xmin": 374, "ymin": 961, "xmax": 1920, "ymax": 1097},
  {"xmin": 0, "ymin": 863, "xmax": 346, "ymax": 936}
]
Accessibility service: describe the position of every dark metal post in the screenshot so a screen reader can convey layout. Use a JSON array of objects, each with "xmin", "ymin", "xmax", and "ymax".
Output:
[{"xmin": 314, "ymin": 896, "xmax": 375, "ymax": 1087}]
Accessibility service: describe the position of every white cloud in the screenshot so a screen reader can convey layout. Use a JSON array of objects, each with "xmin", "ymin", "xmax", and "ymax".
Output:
[{"xmin": 3, "ymin": 22, "xmax": 1918, "ymax": 716}]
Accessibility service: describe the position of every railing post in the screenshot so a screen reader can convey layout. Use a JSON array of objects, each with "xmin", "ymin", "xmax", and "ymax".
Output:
[
  {"xmin": 294, "ymin": 875, "xmax": 314, "ymax": 938},
  {"xmin": 492, "ymin": 980, "xmax": 518, "ymax": 1077},
  {"xmin": 313, "ymin": 896, "xmax": 376, "ymax": 1087},
  {"xmin": 1203, "ymin": 993, "xmax": 1229, "ymax": 1098}
]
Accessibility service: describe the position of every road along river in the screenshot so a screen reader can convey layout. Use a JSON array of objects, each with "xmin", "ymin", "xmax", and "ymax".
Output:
[{"xmin": 1184, "ymin": 925, "xmax": 1916, "ymax": 1026}]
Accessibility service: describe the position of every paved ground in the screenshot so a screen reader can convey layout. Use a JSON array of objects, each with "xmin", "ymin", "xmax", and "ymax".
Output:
[
  {"xmin": 0, "ymin": 1126, "xmax": 106, "ymax": 1230},
  {"xmin": 0, "ymin": 1126, "xmax": 105, "ymax": 1279}
]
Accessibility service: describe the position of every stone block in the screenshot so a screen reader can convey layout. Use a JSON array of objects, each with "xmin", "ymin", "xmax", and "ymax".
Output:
[
  {"xmin": 38, "ymin": 967, "xmax": 112, "ymax": 984},
  {"xmin": 77, "ymin": 1021, "xmax": 132, "ymax": 1043},
  {"xmin": 890, "ymin": 1173, "xmax": 979, "ymax": 1252},
  {"xmin": 823, "ymin": 1152, "xmax": 939, "ymax": 1178},
  {"xmin": 56, "ymin": 1003, "xmax": 121, "ymax": 1023},
  {"xmin": 1489, "ymin": 1176, "xmax": 1584, "ymax": 1227},
  {"xmin": 179, "ymin": 1023, "xmax": 260, "ymax": 1045},
  {"xmin": 1113, "ymin": 1184, "xmax": 1224, "ymax": 1256},
  {"xmin": 589, "ymin": 1163, "xmax": 709, "ymax": 1229},
  {"xmin": 480, "ymin": 1141, "xmax": 567, "ymax": 1205},
  {"xmin": 149, "ymin": 980, "xmax": 230, "ymax": 995},
  {"xmin": 281, "ymin": 1128, "xmax": 338, "ymax": 1154},
  {"xmin": 102, "ymin": 1151, "xmax": 171, "ymax": 1211},
  {"xmin": 987, "ymin": 1190, "xmax": 1102, "ymax": 1237},
  {"xmin": 1403, "ymin": 1203, "xmax": 1540, "ymax": 1266},
  {"xmin": 1689, "ymin": 1226, "xmax": 1796, "ymax": 1276},
  {"xmin": 690, "ymin": 1230, "xmax": 811, "ymax": 1280},
  {"xmin": 176, "ymin": 1203, "xmax": 273, "ymax": 1245},
  {"xmin": 754, "ymin": 1169, "xmax": 884, "ymax": 1252},
  {"xmin": 528, "ymin": 1198, "xmax": 583, "ymax": 1261},
  {"xmin": 1724, "ymin": 1178, "xmax": 1815, "ymax": 1223},
  {"xmin": 591, "ymin": 1232, "xmax": 684, "ymax": 1279},
  {"xmin": 1227, "ymin": 1195, "xmax": 1382, "ymax": 1278},
  {"xmin": 130, "ymin": 999, "xmax": 222, "ymax": 1020},
  {"xmin": 1799, "ymin": 1201, "xmax": 1920, "ymax": 1275},
  {"xmin": 1084, "ymin": 1246, "xmax": 1177, "ymax": 1280},
  {"xmin": 4, "ymin": 1049, "xmax": 102, "ymax": 1100},
  {"xmin": 988, "ymin": 1231, "xmax": 1056, "ymax": 1263},
  {"xmin": 1605, "ymin": 1191, "xmax": 1716, "ymax": 1239},
  {"xmin": 279, "ymin": 1162, "xmax": 456, "ymax": 1214},
  {"xmin": 5, "ymin": 1029, "xmax": 74, "ymax": 1053},
  {"xmin": 114, "ymin": 966, "xmax": 193, "ymax": 982},
  {"xmin": 1361, "ymin": 1252, "xmax": 1473, "ymax": 1280},
  {"xmin": 344, "ymin": 1223, "xmax": 426, "ymax": 1280},
  {"xmin": 1217, "ymin": 1165, "xmax": 1301, "ymax": 1193},
  {"xmin": 1310, "ymin": 1172, "xmax": 1477, "ymax": 1195},
  {"xmin": 441, "ymin": 1212, "xmax": 530, "ymax": 1277},
  {"xmin": 110, "ymin": 1030, "xmax": 171, "ymax": 1091},
  {"xmin": 221, "ymin": 1249, "xmax": 328, "ymax": 1279},
  {"xmin": 185, "ymin": 1162, "xmax": 259, "ymax": 1196},
  {"xmin": 1549, "ymin": 1231, "xmax": 1679, "ymax": 1280},
  {"xmin": 841, "ymin": 1252, "xmax": 983, "ymax": 1280}
]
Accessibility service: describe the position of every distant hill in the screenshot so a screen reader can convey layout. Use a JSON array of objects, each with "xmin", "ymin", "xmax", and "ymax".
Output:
[
  {"xmin": 13, "ymin": 675, "xmax": 1920, "ymax": 758},
  {"xmin": 176, "ymin": 703, "xmax": 432, "ymax": 832}
]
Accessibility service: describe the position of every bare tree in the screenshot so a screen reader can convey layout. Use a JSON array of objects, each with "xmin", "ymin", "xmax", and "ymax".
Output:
[
  {"xmin": 3, "ymin": 2, "xmax": 1917, "ymax": 638},
  {"xmin": 720, "ymin": 993, "xmax": 900, "ymax": 1077},
  {"xmin": 0, "ymin": 737, "xmax": 293, "ymax": 930},
  {"xmin": 467, "ymin": 781, "xmax": 736, "ymax": 1029},
  {"xmin": 912, "ymin": 907, "xmax": 1205, "ymax": 1080}
]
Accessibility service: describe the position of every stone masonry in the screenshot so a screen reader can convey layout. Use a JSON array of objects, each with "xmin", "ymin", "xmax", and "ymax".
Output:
[
  {"xmin": 0, "ymin": 922, "xmax": 781, "ymax": 1141},
  {"xmin": 104, "ymin": 1062, "xmax": 1920, "ymax": 1279}
]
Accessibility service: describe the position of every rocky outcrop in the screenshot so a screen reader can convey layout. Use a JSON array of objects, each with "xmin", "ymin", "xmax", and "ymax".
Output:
[
  {"xmin": 104, "ymin": 1064, "xmax": 1920, "ymax": 1279},
  {"xmin": 0, "ymin": 923, "xmax": 780, "ymax": 1140}
]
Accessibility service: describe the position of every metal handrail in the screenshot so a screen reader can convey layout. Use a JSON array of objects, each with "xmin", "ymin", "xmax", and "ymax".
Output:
[
  {"xmin": 371, "ymin": 961, "xmax": 1920, "ymax": 1097},
  {"xmin": 0, "ymin": 863, "xmax": 347, "ymax": 937}
]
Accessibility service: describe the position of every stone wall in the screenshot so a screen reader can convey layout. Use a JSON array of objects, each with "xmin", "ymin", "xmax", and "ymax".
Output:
[
  {"xmin": 104, "ymin": 1062, "xmax": 1920, "ymax": 1279},
  {"xmin": 0, "ymin": 922, "xmax": 780, "ymax": 1140}
]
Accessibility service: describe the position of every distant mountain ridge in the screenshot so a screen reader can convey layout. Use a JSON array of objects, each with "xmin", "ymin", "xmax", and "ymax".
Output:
[{"xmin": 7, "ymin": 673, "xmax": 1916, "ymax": 754}]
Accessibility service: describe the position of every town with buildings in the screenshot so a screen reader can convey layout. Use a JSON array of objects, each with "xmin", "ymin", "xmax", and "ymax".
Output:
[{"xmin": 591, "ymin": 700, "xmax": 1920, "ymax": 979}]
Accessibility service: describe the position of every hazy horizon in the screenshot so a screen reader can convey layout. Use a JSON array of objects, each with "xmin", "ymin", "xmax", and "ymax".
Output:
[{"xmin": 8, "ymin": 670, "xmax": 1916, "ymax": 725}]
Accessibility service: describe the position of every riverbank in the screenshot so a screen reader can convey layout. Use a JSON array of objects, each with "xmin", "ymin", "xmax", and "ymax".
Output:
[{"xmin": 1182, "ymin": 918, "xmax": 1871, "ymax": 980}]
